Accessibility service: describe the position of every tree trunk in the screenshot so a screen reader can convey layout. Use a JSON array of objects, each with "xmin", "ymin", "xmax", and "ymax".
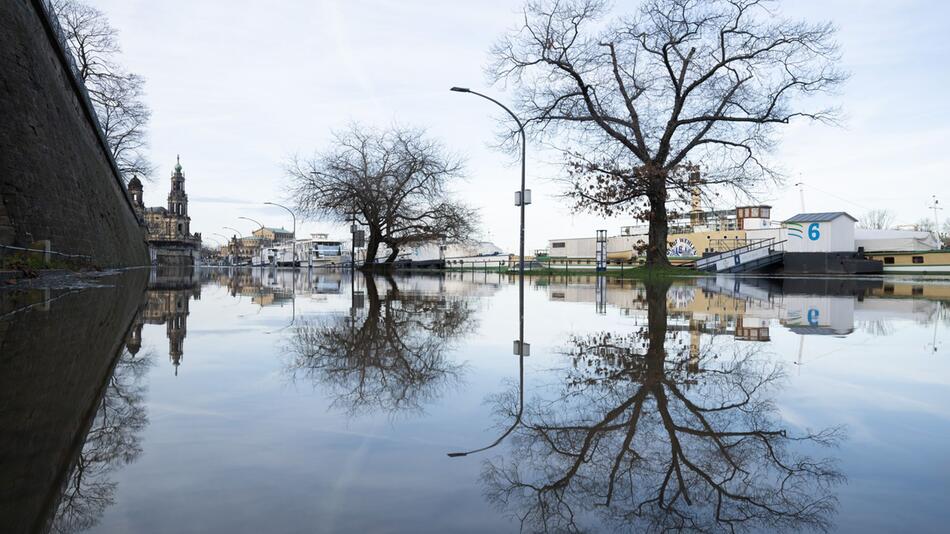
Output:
[
  {"xmin": 645, "ymin": 176, "xmax": 671, "ymax": 268},
  {"xmin": 385, "ymin": 245, "xmax": 399, "ymax": 265},
  {"xmin": 362, "ymin": 231, "xmax": 380, "ymax": 269}
]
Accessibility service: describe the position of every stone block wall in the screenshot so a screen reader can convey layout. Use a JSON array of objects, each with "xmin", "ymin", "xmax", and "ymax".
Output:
[{"xmin": 0, "ymin": 0, "xmax": 150, "ymax": 266}]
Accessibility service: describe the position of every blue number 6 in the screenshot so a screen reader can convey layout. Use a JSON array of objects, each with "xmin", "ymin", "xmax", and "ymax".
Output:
[{"xmin": 808, "ymin": 223, "xmax": 820, "ymax": 240}]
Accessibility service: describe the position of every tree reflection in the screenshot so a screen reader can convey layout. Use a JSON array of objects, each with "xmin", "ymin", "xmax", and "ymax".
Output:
[
  {"xmin": 482, "ymin": 281, "xmax": 844, "ymax": 533},
  {"xmin": 287, "ymin": 274, "xmax": 474, "ymax": 414},
  {"xmin": 50, "ymin": 348, "xmax": 152, "ymax": 534}
]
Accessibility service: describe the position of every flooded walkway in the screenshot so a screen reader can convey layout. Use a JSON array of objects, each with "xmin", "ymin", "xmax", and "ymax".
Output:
[{"xmin": 1, "ymin": 268, "xmax": 948, "ymax": 533}]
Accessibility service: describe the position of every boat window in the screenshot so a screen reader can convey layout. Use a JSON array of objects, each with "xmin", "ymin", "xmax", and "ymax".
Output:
[
  {"xmin": 912, "ymin": 256, "xmax": 925, "ymax": 264},
  {"xmin": 912, "ymin": 286, "xmax": 924, "ymax": 295},
  {"xmin": 884, "ymin": 257, "xmax": 895, "ymax": 264},
  {"xmin": 552, "ymin": 242, "xmax": 566, "ymax": 248},
  {"xmin": 883, "ymin": 284, "xmax": 894, "ymax": 294}
]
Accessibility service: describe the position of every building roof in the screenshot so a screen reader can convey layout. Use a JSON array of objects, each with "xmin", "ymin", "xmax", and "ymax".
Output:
[
  {"xmin": 784, "ymin": 212, "xmax": 857, "ymax": 223},
  {"xmin": 128, "ymin": 175, "xmax": 142, "ymax": 189},
  {"xmin": 257, "ymin": 227, "xmax": 293, "ymax": 234}
]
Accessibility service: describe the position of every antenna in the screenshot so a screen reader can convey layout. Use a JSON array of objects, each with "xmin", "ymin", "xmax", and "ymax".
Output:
[
  {"xmin": 794, "ymin": 181, "xmax": 805, "ymax": 212},
  {"xmin": 929, "ymin": 195, "xmax": 943, "ymax": 237}
]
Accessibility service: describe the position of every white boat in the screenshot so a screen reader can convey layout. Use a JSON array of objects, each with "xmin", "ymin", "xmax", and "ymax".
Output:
[
  {"xmin": 252, "ymin": 246, "xmax": 279, "ymax": 267},
  {"xmin": 297, "ymin": 234, "xmax": 344, "ymax": 268}
]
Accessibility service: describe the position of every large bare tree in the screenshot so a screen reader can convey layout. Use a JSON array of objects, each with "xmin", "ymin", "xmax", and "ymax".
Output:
[
  {"xmin": 49, "ymin": 0, "xmax": 153, "ymax": 182},
  {"xmin": 491, "ymin": 0, "xmax": 845, "ymax": 266},
  {"xmin": 288, "ymin": 124, "xmax": 478, "ymax": 268}
]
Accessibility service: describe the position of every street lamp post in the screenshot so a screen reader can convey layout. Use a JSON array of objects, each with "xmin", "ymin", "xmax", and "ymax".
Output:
[
  {"xmin": 238, "ymin": 217, "xmax": 266, "ymax": 268},
  {"xmin": 451, "ymin": 86, "xmax": 529, "ymax": 363},
  {"xmin": 265, "ymin": 202, "xmax": 297, "ymax": 267},
  {"xmin": 223, "ymin": 227, "xmax": 242, "ymax": 266}
]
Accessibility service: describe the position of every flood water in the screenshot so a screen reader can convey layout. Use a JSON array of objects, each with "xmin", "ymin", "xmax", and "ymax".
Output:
[{"xmin": 2, "ymin": 267, "xmax": 949, "ymax": 533}]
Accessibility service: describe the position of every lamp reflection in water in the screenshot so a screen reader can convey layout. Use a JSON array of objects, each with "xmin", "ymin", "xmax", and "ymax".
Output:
[{"xmin": 448, "ymin": 270, "xmax": 528, "ymax": 458}]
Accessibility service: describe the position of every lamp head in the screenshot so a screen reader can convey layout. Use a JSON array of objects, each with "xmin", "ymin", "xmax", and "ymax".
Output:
[{"xmin": 450, "ymin": 86, "xmax": 471, "ymax": 93}]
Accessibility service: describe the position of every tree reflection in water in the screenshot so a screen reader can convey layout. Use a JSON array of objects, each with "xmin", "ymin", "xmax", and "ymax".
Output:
[
  {"xmin": 482, "ymin": 281, "xmax": 844, "ymax": 533},
  {"xmin": 287, "ymin": 274, "xmax": 475, "ymax": 415},
  {"xmin": 50, "ymin": 348, "xmax": 153, "ymax": 534}
]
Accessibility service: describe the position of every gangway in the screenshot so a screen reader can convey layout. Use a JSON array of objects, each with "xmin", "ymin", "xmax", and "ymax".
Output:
[{"xmin": 693, "ymin": 238, "xmax": 786, "ymax": 273}]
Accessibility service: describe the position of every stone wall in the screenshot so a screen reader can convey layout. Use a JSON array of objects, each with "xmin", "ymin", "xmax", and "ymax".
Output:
[
  {"xmin": 0, "ymin": 0, "xmax": 150, "ymax": 267},
  {"xmin": 0, "ymin": 269, "xmax": 149, "ymax": 533}
]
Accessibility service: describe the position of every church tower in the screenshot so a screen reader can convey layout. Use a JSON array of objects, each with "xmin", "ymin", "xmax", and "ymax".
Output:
[{"xmin": 167, "ymin": 155, "xmax": 188, "ymax": 217}]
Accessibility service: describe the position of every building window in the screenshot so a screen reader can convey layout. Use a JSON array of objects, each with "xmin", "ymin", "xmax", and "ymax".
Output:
[
  {"xmin": 552, "ymin": 242, "xmax": 566, "ymax": 248},
  {"xmin": 884, "ymin": 257, "xmax": 895, "ymax": 264},
  {"xmin": 177, "ymin": 223, "xmax": 183, "ymax": 234},
  {"xmin": 912, "ymin": 256, "xmax": 924, "ymax": 264}
]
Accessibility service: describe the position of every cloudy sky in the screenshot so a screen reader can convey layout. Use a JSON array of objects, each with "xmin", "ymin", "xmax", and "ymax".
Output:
[{"xmin": 93, "ymin": 0, "xmax": 950, "ymax": 252}]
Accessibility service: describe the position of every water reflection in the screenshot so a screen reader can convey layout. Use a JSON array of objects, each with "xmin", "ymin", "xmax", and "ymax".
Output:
[
  {"xmin": 1, "ymin": 267, "xmax": 947, "ymax": 533},
  {"xmin": 50, "ymin": 347, "xmax": 152, "ymax": 534},
  {"xmin": 479, "ymin": 280, "xmax": 845, "ymax": 533},
  {"xmin": 127, "ymin": 267, "xmax": 201, "ymax": 375},
  {"xmin": 286, "ymin": 273, "xmax": 477, "ymax": 414}
]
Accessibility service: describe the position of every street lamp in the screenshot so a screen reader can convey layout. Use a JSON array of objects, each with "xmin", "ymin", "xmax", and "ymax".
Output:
[
  {"xmin": 265, "ymin": 201, "xmax": 297, "ymax": 267},
  {"xmin": 238, "ymin": 216, "xmax": 265, "ymax": 234},
  {"xmin": 448, "ymin": 87, "xmax": 529, "ymax": 459},
  {"xmin": 451, "ymin": 86, "xmax": 529, "ymax": 365},
  {"xmin": 450, "ymin": 86, "xmax": 529, "ymax": 275}
]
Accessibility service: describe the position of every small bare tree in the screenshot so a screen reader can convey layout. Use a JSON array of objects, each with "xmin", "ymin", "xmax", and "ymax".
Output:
[
  {"xmin": 491, "ymin": 0, "xmax": 845, "ymax": 266},
  {"xmin": 287, "ymin": 124, "xmax": 478, "ymax": 267},
  {"xmin": 49, "ymin": 0, "xmax": 153, "ymax": 182},
  {"xmin": 859, "ymin": 209, "xmax": 895, "ymax": 230}
]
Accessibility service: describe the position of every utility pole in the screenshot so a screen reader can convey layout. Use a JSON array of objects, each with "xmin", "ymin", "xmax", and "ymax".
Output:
[{"xmin": 929, "ymin": 195, "xmax": 942, "ymax": 241}]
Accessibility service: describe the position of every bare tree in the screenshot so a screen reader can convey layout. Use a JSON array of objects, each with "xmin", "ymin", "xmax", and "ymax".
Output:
[
  {"xmin": 915, "ymin": 218, "xmax": 935, "ymax": 233},
  {"xmin": 49, "ymin": 0, "xmax": 153, "ymax": 182},
  {"xmin": 859, "ymin": 209, "xmax": 895, "ymax": 230},
  {"xmin": 491, "ymin": 0, "xmax": 845, "ymax": 266},
  {"xmin": 287, "ymin": 124, "xmax": 478, "ymax": 267}
]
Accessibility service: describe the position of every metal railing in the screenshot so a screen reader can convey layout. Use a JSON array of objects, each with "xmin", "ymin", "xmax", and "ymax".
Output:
[
  {"xmin": 695, "ymin": 238, "xmax": 785, "ymax": 270},
  {"xmin": 0, "ymin": 243, "xmax": 92, "ymax": 260}
]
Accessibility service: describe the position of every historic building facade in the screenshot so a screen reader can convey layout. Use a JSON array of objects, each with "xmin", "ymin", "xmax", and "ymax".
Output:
[{"xmin": 129, "ymin": 156, "xmax": 202, "ymax": 265}]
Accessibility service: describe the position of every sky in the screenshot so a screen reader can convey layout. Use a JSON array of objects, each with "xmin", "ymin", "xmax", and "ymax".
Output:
[{"xmin": 92, "ymin": 0, "xmax": 950, "ymax": 252}]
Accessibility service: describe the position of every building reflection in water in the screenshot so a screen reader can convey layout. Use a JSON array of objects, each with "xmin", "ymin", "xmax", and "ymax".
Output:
[{"xmin": 126, "ymin": 266, "xmax": 201, "ymax": 375}]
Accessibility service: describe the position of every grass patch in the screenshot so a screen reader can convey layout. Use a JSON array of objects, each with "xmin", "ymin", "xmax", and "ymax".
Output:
[{"xmin": 0, "ymin": 251, "xmax": 98, "ymax": 277}]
